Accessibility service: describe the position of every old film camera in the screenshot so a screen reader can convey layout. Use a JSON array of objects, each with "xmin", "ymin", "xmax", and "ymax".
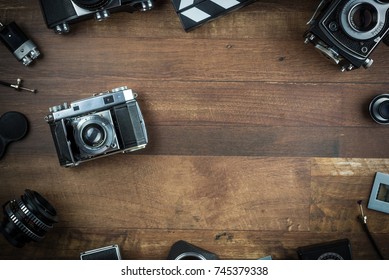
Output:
[
  {"xmin": 167, "ymin": 240, "xmax": 219, "ymax": 260},
  {"xmin": 297, "ymin": 239, "xmax": 352, "ymax": 260},
  {"xmin": 39, "ymin": 0, "xmax": 154, "ymax": 34},
  {"xmin": 45, "ymin": 87, "xmax": 148, "ymax": 167},
  {"xmin": 304, "ymin": 0, "xmax": 389, "ymax": 71}
]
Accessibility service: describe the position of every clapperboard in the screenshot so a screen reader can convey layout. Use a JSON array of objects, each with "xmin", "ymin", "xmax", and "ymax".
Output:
[{"xmin": 172, "ymin": 0, "xmax": 255, "ymax": 31}]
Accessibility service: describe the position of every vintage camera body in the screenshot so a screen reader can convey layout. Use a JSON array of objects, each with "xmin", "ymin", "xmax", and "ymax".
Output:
[
  {"xmin": 39, "ymin": 0, "xmax": 154, "ymax": 34},
  {"xmin": 45, "ymin": 87, "xmax": 148, "ymax": 167},
  {"xmin": 304, "ymin": 0, "xmax": 389, "ymax": 71},
  {"xmin": 167, "ymin": 240, "xmax": 219, "ymax": 260},
  {"xmin": 297, "ymin": 239, "xmax": 352, "ymax": 260},
  {"xmin": 80, "ymin": 244, "xmax": 122, "ymax": 260}
]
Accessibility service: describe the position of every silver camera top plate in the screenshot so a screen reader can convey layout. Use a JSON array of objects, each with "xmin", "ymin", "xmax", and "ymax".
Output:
[{"xmin": 47, "ymin": 88, "xmax": 136, "ymax": 122}]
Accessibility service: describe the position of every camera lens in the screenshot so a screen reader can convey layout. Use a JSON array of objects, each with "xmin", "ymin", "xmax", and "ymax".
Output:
[
  {"xmin": 72, "ymin": 0, "xmax": 111, "ymax": 10},
  {"xmin": 349, "ymin": 3, "xmax": 378, "ymax": 32},
  {"xmin": 175, "ymin": 252, "xmax": 207, "ymax": 260},
  {"xmin": 369, "ymin": 94, "xmax": 389, "ymax": 124},
  {"xmin": 72, "ymin": 111, "xmax": 118, "ymax": 158},
  {"xmin": 167, "ymin": 240, "xmax": 219, "ymax": 260},
  {"xmin": 0, "ymin": 189, "xmax": 58, "ymax": 247},
  {"xmin": 81, "ymin": 123, "xmax": 106, "ymax": 148}
]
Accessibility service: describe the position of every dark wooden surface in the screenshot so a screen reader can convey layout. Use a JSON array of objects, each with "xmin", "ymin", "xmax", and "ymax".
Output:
[{"xmin": 0, "ymin": 0, "xmax": 388, "ymax": 260}]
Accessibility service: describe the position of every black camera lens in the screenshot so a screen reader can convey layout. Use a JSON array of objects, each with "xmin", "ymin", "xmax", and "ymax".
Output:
[
  {"xmin": 349, "ymin": 3, "xmax": 378, "ymax": 32},
  {"xmin": 72, "ymin": 0, "xmax": 112, "ymax": 10},
  {"xmin": 0, "ymin": 189, "xmax": 58, "ymax": 247},
  {"xmin": 167, "ymin": 240, "xmax": 219, "ymax": 260},
  {"xmin": 369, "ymin": 94, "xmax": 389, "ymax": 124},
  {"xmin": 175, "ymin": 252, "xmax": 207, "ymax": 260},
  {"xmin": 81, "ymin": 123, "xmax": 106, "ymax": 147}
]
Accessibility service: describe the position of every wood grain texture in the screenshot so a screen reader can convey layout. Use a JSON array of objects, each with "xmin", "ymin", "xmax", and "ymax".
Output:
[{"xmin": 0, "ymin": 0, "xmax": 389, "ymax": 260}]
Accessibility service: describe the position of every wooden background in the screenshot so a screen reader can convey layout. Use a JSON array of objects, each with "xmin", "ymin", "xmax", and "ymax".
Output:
[{"xmin": 0, "ymin": 0, "xmax": 388, "ymax": 260}]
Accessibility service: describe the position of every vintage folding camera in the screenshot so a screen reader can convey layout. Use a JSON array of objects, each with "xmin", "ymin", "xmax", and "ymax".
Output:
[
  {"xmin": 45, "ymin": 87, "xmax": 148, "ymax": 167},
  {"xmin": 39, "ymin": 0, "xmax": 154, "ymax": 34},
  {"xmin": 304, "ymin": 0, "xmax": 389, "ymax": 71}
]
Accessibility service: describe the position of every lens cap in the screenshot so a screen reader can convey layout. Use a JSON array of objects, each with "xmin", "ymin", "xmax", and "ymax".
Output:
[
  {"xmin": 369, "ymin": 94, "xmax": 389, "ymax": 125},
  {"xmin": 0, "ymin": 111, "xmax": 29, "ymax": 159}
]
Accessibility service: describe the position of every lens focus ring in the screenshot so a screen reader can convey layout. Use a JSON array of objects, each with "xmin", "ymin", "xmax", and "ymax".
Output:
[
  {"xmin": 17, "ymin": 200, "xmax": 53, "ymax": 232},
  {"xmin": 4, "ymin": 201, "xmax": 43, "ymax": 242},
  {"xmin": 0, "ymin": 189, "xmax": 58, "ymax": 247}
]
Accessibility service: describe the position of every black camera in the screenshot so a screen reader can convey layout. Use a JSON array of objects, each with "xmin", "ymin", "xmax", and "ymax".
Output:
[
  {"xmin": 167, "ymin": 240, "xmax": 219, "ymax": 260},
  {"xmin": 297, "ymin": 239, "xmax": 352, "ymax": 260},
  {"xmin": 80, "ymin": 244, "xmax": 122, "ymax": 260},
  {"xmin": 39, "ymin": 0, "xmax": 154, "ymax": 34},
  {"xmin": 304, "ymin": 0, "xmax": 389, "ymax": 71},
  {"xmin": 45, "ymin": 87, "xmax": 148, "ymax": 167},
  {"xmin": 0, "ymin": 189, "xmax": 58, "ymax": 248}
]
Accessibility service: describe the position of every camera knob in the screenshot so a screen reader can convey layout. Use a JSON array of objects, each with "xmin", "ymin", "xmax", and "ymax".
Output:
[
  {"xmin": 49, "ymin": 105, "xmax": 61, "ymax": 113},
  {"xmin": 136, "ymin": 0, "xmax": 154, "ymax": 11},
  {"xmin": 363, "ymin": 58, "xmax": 374, "ymax": 69},
  {"xmin": 95, "ymin": 10, "xmax": 110, "ymax": 21},
  {"xmin": 111, "ymin": 86, "xmax": 128, "ymax": 92},
  {"xmin": 49, "ymin": 103, "xmax": 68, "ymax": 113},
  {"xmin": 54, "ymin": 23, "xmax": 70, "ymax": 34}
]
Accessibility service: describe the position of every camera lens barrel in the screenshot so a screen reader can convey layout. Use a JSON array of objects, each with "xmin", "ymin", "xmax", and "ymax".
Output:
[
  {"xmin": 0, "ymin": 189, "xmax": 58, "ymax": 247},
  {"xmin": 369, "ymin": 94, "xmax": 389, "ymax": 124}
]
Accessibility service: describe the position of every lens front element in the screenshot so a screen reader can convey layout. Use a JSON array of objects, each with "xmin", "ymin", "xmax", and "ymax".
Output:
[
  {"xmin": 82, "ymin": 123, "xmax": 106, "ymax": 148},
  {"xmin": 72, "ymin": 110, "xmax": 119, "ymax": 158},
  {"xmin": 350, "ymin": 3, "xmax": 378, "ymax": 32}
]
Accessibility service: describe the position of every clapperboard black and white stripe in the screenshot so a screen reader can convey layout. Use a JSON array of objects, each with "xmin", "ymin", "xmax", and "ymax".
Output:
[{"xmin": 172, "ymin": 0, "xmax": 255, "ymax": 31}]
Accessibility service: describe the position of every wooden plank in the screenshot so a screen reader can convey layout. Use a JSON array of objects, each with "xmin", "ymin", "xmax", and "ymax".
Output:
[
  {"xmin": 0, "ymin": 155, "xmax": 311, "ymax": 231},
  {"xmin": 1, "ymin": 80, "xmax": 389, "ymax": 158},
  {"xmin": 2, "ymin": 80, "xmax": 383, "ymax": 128}
]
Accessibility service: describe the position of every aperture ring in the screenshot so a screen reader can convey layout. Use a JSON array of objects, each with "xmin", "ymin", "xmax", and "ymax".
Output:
[
  {"xmin": 17, "ymin": 200, "xmax": 53, "ymax": 232},
  {"xmin": 4, "ymin": 202, "xmax": 43, "ymax": 242}
]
